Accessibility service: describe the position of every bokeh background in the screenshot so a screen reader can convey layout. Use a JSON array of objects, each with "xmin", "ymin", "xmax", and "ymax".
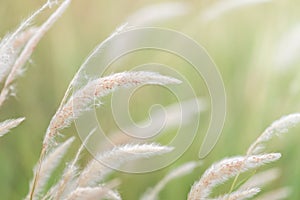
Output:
[{"xmin": 0, "ymin": 0, "xmax": 300, "ymax": 199}]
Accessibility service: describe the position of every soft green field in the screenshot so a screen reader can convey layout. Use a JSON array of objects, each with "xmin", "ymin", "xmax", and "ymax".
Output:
[{"xmin": 1, "ymin": 0, "xmax": 300, "ymax": 199}]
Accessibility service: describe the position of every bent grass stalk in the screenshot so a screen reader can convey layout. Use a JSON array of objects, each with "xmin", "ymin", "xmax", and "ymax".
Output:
[
  {"xmin": 0, "ymin": 27, "xmax": 37, "ymax": 83},
  {"xmin": 77, "ymin": 143, "xmax": 174, "ymax": 187},
  {"xmin": 229, "ymin": 113, "xmax": 300, "ymax": 196},
  {"xmin": 188, "ymin": 153, "xmax": 281, "ymax": 199},
  {"xmin": 26, "ymin": 137, "xmax": 75, "ymax": 199},
  {"xmin": 24, "ymin": 1, "xmax": 72, "ymax": 199},
  {"xmin": 50, "ymin": 128, "xmax": 96, "ymax": 199},
  {"xmin": 0, "ymin": 117, "xmax": 25, "ymax": 137},
  {"xmin": 0, "ymin": 0, "xmax": 71, "ymax": 107},
  {"xmin": 44, "ymin": 71, "xmax": 181, "ymax": 148},
  {"xmin": 30, "ymin": 70, "xmax": 179, "ymax": 199},
  {"xmin": 2, "ymin": 1, "xmax": 298, "ymax": 199}
]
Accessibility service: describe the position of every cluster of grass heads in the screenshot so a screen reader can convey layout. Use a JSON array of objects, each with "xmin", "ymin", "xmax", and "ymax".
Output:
[{"xmin": 1, "ymin": 0, "xmax": 300, "ymax": 199}]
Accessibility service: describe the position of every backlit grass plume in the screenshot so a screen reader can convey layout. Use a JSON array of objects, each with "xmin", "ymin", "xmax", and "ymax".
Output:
[
  {"xmin": 1, "ymin": 1, "xmax": 300, "ymax": 200},
  {"xmin": 0, "ymin": 0, "xmax": 67, "ymax": 140},
  {"xmin": 247, "ymin": 113, "xmax": 300, "ymax": 155},
  {"xmin": 0, "ymin": 28, "xmax": 36, "ymax": 83},
  {"xmin": 30, "ymin": 70, "xmax": 180, "ymax": 199},
  {"xmin": 23, "ymin": 3, "xmax": 182, "ymax": 197},
  {"xmin": 0, "ymin": 117, "xmax": 25, "ymax": 137},
  {"xmin": 26, "ymin": 137, "xmax": 75, "ymax": 199},
  {"xmin": 77, "ymin": 143, "xmax": 173, "ymax": 187},
  {"xmin": 0, "ymin": 0, "xmax": 71, "ymax": 106},
  {"xmin": 187, "ymin": 153, "xmax": 281, "ymax": 200},
  {"xmin": 45, "ymin": 71, "xmax": 181, "ymax": 148},
  {"xmin": 31, "ymin": 142, "xmax": 172, "ymax": 200}
]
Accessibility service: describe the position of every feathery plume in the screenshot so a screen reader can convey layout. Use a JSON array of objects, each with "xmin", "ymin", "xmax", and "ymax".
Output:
[
  {"xmin": 0, "ymin": 0, "xmax": 71, "ymax": 107},
  {"xmin": 24, "ymin": 4, "xmax": 72, "ymax": 199},
  {"xmin": 77, "ymin": 143, "xmax": 173, "ymax": 187},
  {"xmin": 247, "ymin": 113, "xmax": 300, "ymax": 155},
  {"xmin": 0, "ymin": 1, "xmax": 49, "ymax": 53},
  {"xmin": 188, "ymin": 153, "xmax": 281, "ymax": 200},
  {"xmin": 0, "ymin": 117, "xmax": 25, "ymax": 137},
  {"xmin": 141, "ymin": 161, "xmax": 201, "ymax": 200},
  {"xmin": 40, "ymin": 23, "xmax": 129, "ymax": 148},
  {"xmin": 51, "ymin": 129, "xmax": 96, "ymax": 199},
  {"xmin": 65, "ymin": 187, "xmax": 121, "ymax": 200},
  {"xmin": 0, "ymin": 28, "xmax": 37, "ymax": 83},
  {"xmin": 45, "ymin": 164, "xmax": 78, "ymax": 200},
  {"xmin": 44, "ymin": 71, "xmax": 181, "ymax": 148},
  {"xmin": 213, "ymin": 187, "xmax": 260, "ymax": 200},
  {"xmin": 26, "ymin": 137, "xmax": 75, "ymax": 199}
]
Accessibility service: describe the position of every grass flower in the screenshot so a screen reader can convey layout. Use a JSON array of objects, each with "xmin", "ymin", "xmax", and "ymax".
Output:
[
  {"xmin": 0, "ymin": 117, "xmax": 25, "ymax": 137},
  {"xmin": 188, "ymin": 153, "xmax": 281, "ymax": 200},
  {"xmin": 247, "ymin": 113, "xmax": 300, "ymax": 155}
]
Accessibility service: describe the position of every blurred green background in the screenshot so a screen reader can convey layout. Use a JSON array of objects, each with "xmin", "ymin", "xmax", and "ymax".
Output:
[{"xmin": 1, "ymin": 0, "xmax": 300, "ymax": 199}]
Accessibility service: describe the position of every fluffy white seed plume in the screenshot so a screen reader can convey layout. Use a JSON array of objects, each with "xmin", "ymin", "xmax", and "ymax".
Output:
[
  {"xmin": 44, "ymin": 71, "xmax": 181, "ymax": 148},
  {"xmin": 0, "ymin": 0, "xmax": 71, "ymax": 107},
  {"xmin": 41, "ymin": 23, "xmax": 129, "ymax": 149},
  {"xmin": 239, "ymin": 168, "xmax": 280, "ymax": 190},
  {"xmin": 51, "ymin": 129, "xmax": 96, "ymax": 200},
  {"xmin": 200, "ymin": 0, "xmax": 272, "ymax": 22},
  {"xmin": 126, "ymin": 2, "xmax": 190, "ymax": 26},
  {"xmin": 0, "ymin": 1, "xmax": 49, "ymax": 56},
  {"xmin": 65, "ymin": 187, "xmax": 121, "ymax": 200},
  {"xmin": 26, "ymin": 137, "xmax": 75, "ymax": 199},
  {"xmin": 247, "ymin": 113, "xmax": 300, "ymax": 155},
  {"xmin": 255, "ymin": 187, "xmax": 291, "ymax": 200},
  {"xmin": 141, "ymin": 161, "xmax": 201, "ymax": 200},
  {"xmin": 187, "ymin": 153, "xmax": 281, "ymax": 200},
  {"xmin": 46, "ymin": 166, "xmax": 78, "ymax": 200},
  {"xmin": 274, "ymin": 24, "xmax": 300, "ymax": 70},
  {"xmin": 0, "ymin": 28, "xmax": 37, "ymax": 83},
  {"xmin": 0, "ymin": 117, "xmax": 25, "ymax": 137},
  {"xmin": 77, "ymin": 143, "xmax": 173, "ymax": 187},
  {"xmin": 213, "ymin": 188, "xmax": 260, "ymax": 200}
]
